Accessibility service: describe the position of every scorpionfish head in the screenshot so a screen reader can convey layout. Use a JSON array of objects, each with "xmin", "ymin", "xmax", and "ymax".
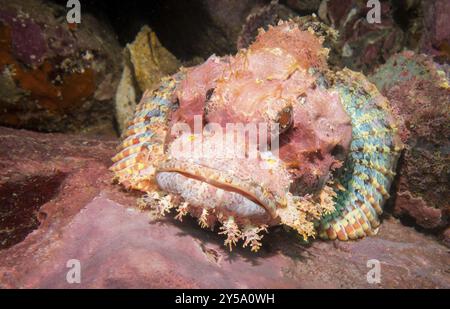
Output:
[{"xmin": 153, "ymin": 20, "xmax": 353, "ymax": 248}]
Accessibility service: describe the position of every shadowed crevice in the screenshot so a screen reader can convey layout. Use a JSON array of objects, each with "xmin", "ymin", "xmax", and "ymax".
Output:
[{"xmin": 0, "ymin": 171, "xmax": 66, "ymax": 250}]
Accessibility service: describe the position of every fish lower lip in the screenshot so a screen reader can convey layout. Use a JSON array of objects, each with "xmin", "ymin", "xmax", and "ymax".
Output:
[{"xmin": 156, "ymin": 160, "xmax": 278, "ymax": 218}]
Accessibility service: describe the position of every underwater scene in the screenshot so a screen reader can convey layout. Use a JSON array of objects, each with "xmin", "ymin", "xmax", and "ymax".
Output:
[{"xmin": 0, "ymin": 0, "xmax": 449, "ymax": 292}]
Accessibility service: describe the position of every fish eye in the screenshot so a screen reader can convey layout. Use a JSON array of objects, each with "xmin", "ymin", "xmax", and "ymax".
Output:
[
  {"xmin": 278, "ymin": 106, "xmax": 293, "ymax": 130},
  {"xmin": 205, "ymin": 88, "xmax": 215, "ymax": 101}
]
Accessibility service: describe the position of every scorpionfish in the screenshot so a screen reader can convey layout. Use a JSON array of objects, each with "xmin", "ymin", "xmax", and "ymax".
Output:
[{"xmin": 111, "ymin": 19, "xmax": 403, "ymax": 252}]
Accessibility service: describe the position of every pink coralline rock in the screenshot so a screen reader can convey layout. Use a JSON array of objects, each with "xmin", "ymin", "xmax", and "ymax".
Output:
[
  {"xmin": 369, "ymin": 51, "xmax": 449, "ymax": 237},
  {"xmin": 0, "ymin": 126, "xmax": 449, "ymax": 288},
  {"xmin": 0, "ymin": 126, "xmax": 118, "ymax": 250},
  {"xmin": 394, "ymin": 192, "xmax": 443, "ymax": 230}
]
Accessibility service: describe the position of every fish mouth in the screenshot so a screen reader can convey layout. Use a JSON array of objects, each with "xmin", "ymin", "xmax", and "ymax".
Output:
[{"xmin": 156, "ymin": 160, "xmax": 278, "ymax": 219}]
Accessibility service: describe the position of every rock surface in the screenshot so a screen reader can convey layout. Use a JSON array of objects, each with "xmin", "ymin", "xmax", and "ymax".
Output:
[
  {"xmin": 318, "ymin": 0, "xmax": 405, "ymax": 73},
  {"xmin": 140, "ymin": 0, "xmax": 267, "ymax": 60},
  {"xmin": 0, "ymin": 0, "xmax": 121, "ymax": 134},
  {"xmin": 420, "ymin": 0, "xmax": 450, "ymax": 62},
  {"xmin": 0, "ymin": 126, "xmax": 449, "ymax": 288},
  {"xmin": 369, "ymin": 51, "xmax": 449, "ymax": 235},
  {"xmin": 115, "ymin": 26, "xmax": 181, "ymax": 133}
]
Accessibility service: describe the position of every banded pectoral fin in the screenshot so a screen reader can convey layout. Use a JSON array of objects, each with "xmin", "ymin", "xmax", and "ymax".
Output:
[
  {"xmin": 110, "ymin": 74, "xmax": 184, "ymax": 192},
  {"xmin": 317, "ymin": 187, "xmax": 383, "ymax": 241},
  {"xmin": 317, "ymin": 69, "xmax": 403, "ymax": 241},
  {"xmin": 317, "ymin": 149, "xmax": 400, "ymax": 241}
]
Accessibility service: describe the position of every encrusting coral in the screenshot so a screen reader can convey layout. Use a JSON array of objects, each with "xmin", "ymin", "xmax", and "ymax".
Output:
[{"xmin": 0, "ymin": 0, "xmax": 121, "ymax": 133}]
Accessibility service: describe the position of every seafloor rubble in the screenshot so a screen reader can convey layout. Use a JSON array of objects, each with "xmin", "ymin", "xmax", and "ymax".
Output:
[{"xmin": 0, "ymin": 0, "xmax": 449, "ymax": 288}]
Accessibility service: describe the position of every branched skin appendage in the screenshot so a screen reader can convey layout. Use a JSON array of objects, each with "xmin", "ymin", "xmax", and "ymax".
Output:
[
  {"xmin": 174, "ymin": 202, "xmax": 189, "ymax": 222},
  {"xmin": 111, "ymin": 18, "xmax": 402, "ymax": 252},
  {"xmin": 241, "ymin": 225, "xmax": 268, "ymax": 252},
  {"xmin": 219, "ymin": 217, "xmax": 242, "ymax": 251},
  {"xmin": 139, "ymin": 191, "xmax": 178, "ymax": 218},
  {"xmin": 198, "ymin": 208, "xmax": 210, "ymax": 229}
]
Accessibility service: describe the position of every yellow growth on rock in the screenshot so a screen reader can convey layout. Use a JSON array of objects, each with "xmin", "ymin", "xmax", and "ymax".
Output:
[
  {"xmin": 128, "ymin": 26, "xmax": 180, "ymax": 92},
  {"xmin": 115, "ymin": 26, "xmax": 181, "ymax": 132}
]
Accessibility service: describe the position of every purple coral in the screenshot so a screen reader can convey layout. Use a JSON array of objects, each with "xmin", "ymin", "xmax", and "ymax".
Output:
[{"xmin": 0, "ymin": 9, "xmax": 47, "ymax": 67}]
